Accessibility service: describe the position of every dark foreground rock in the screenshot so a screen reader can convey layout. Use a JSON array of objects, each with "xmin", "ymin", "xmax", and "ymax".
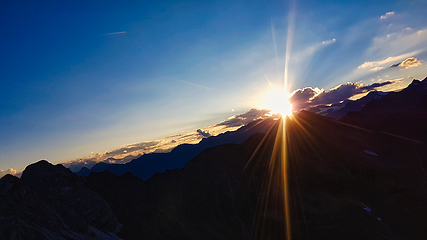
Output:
[
  {"xmin": 0, "ymin": 160, "xmax": 122, "ymax": 240},
  {"xmin": 84, "ymin": 111, "xmax": 427, "ymax": 240}
]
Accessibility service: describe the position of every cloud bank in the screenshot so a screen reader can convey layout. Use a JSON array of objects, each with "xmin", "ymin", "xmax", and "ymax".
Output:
[
  {"xmin": 215, "ymin": 108, "xmax": 271, "ymax": 128},
  {"xmin": 289, "ymin": 81, "xmax": 394, "ymax": 111},
  {"xmin": 358, "ymin": 51, "xmax": 419, "ymax": 69},
  {"xmin": 62, "ymin": 108, "xmax": 272, "ymax": 171}
]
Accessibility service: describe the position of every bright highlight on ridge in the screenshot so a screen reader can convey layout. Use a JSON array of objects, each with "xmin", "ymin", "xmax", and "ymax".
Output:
[{"xmin": 263, "ymin": 88, "xmax": 293, "ymax": 116}]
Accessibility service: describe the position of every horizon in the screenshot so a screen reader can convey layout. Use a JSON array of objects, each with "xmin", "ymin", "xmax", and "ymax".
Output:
[{"xmin": 1, "ymin": 0, "xmax": 427, "ymax": 174}]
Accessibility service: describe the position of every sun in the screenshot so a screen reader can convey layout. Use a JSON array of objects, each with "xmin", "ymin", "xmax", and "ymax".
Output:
[{"xmin": 262, "ymin": 88, "xmax": 293, "ymax": 116}]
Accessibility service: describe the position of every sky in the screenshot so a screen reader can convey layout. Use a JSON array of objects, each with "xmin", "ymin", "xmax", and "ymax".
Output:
[{"xmin": 1, "ymin": 0, "xmax": 427, "ymax": 174}]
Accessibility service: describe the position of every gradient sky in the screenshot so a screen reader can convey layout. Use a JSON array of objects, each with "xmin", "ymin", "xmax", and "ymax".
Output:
[{"xmin": 1, "ymin": 0, "xmax": 427, "ymax": 173}]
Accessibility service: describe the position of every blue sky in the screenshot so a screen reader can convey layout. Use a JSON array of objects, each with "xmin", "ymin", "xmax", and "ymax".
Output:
[{"xmin": 1, "ymin": 0, "xmax": 427, "ymax": 173}]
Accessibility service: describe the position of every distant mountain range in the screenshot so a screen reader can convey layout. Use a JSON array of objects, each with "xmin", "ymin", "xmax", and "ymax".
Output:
[
  {"xmin": 323, "ymin": 90, "xmax": 388, "ymax": 120},
  {"xmin": 342, "ymin": 77, "xmax": 427, "ymax": 144},
  {"xmin": 76, "ymin": 117, "xmax": 277, "ymax": 180},
  {"xmin": 1, "ymin": 77, "xmax": 427, "ymax": 239}
]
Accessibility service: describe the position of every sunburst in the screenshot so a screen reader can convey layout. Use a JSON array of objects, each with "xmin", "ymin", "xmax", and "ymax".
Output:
[{"xmin": 262, "ymin": 88, "xmax": 293, "ymax": 117}]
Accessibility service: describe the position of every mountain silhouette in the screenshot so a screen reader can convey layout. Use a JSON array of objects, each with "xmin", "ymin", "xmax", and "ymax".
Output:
[
  {"xmin": 323, "ymin": 90, "xmax": 387, "ymax": 120},
  {"xmin": 0, "ymin": 160, "xmax": 122, "ymax": 239},
  {"xmin": 2, "ymin": 77, "xmax": 427, "ymax": 239},
  {"xmin": 77, "ymin": 117, "xmax": 276, "ymax": 180},
  {"xmin": 342, "ymin": 77, "xmax": 427, "ymax": 144},
  {"xmin": 81, "ymin": 110, "xmax": 427, "ymax": 239}
]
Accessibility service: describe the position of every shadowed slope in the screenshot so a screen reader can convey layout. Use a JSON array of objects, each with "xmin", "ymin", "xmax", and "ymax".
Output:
[
  {"xmin": 341, "ymin": 77, "xmax": 427, "ymax": 144},
  {"xmin": 84, "ymin": 111, "xmax": 427, "ymax": 239}
]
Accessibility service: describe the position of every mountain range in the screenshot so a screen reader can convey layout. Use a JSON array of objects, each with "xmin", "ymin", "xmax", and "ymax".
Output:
[
  {"xmin": 1, "ymin": 77, "xmax": 427, "ymax": 239},
  {"xmin": 76, "ymin": 117, "xmax": 276, "ymax": 180}
]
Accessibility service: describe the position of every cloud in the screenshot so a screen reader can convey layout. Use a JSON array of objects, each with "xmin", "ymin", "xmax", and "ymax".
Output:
[
  {"xmin": 62, "ymin": 108, "xmax": 274, "ymax": 170},
  {"xmin": 358, "ymin": 82, "xmax": 394, "ymax": 91},
  {"xmin": 322, "ymin": 38, "xmax": 336, "ymax": 45},
  {"xmin": 196, "ymin": 129, "xmax": 211, "ymax": 138},
  {"xmin": 389, "ymin": 57, "xmax": 422, "ymax": 69},
  {"xmin": 103, "ymin": 31, "xmax": 127, "ymax": 35},
  {"xmin": 370, "ymin": 28, "xmax": 427, "ymax": 55},
  {"xmin": 105, "ymin": 141, "xmax": 160, "ymax": 157},
  {"xmin": 288, "ymin": 87, "xmax": 322, "ymax": 109},
  {"xmin": 398, "ymin": 57, "xmax": 422, "ymax": 68},
  {"xmin": 380, "ymin": 12, "xmax": 395, "ymax": 20},
  {"xmin": 311, "ymin": 81, "xmax": 393, "ymax": 105},
  {"xmin": 369, "ymin": 66, "xmax": 384, "ymax": 72},
  {"xmin": 173, "ymin": 78, "xmax": 215, "ymax": 90},
  {"xmin": 0, "ymin": 168, "xmax": 18, "ymax": 178},
  {"xmin": 357, "ymin": 51, "xmax": 420, "ymax": 69},
  {"xmin": 289, "ymin": 81, "xmax": 394, "ymax": 111},
  {"xmin": 292, "ymin": 38, "xmax": 337, "ymax": 62},
  {"xmin": 215, "ymin": 108, "xmax": 271, "ymax": 128}
]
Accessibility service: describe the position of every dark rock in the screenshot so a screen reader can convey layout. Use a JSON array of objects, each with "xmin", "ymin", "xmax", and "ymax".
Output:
[{"xmin": 0, "ymin": 160, "xmax": 122, "ymax": 240}]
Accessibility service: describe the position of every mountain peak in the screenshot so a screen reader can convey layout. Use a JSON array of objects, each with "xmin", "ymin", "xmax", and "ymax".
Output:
[
  {"xmin": 410, "ymin": 79, "xmax": 421, "ymax": 85},
  {"xmin": 20, "ymin": 160, "xmax": 76, "ymax": 183}
]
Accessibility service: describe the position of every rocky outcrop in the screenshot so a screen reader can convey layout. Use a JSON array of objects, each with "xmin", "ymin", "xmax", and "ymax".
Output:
[{"xmin": 0, "ymin": 160, "xmax": 122, "ymax": 240}]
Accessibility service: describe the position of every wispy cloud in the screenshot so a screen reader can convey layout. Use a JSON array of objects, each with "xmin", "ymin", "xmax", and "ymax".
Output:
[
  {"xmin": 380, "ymin": 12, "xmax": 395, "ymax": 20},
  {"xmin": 293, "ymin": 38, "xmax": 337, "ymax": 60},
  {"xmin": 357, "ymin": 51, "xmax": 420, "ymax": 69},
  {"xmin": 370, "ymin": 28, "xmax": 427, "ymax": 55},
  {"xmin": 102, "ymin": 31, "xmax": 127, "ymax": 35},
  {"xmin": 174, "ymin": 79, "xmax": 215, "ymax": 90},
  {"xmin": 370, "ymin": 66, "xmax": 384, "ymax": 72}
]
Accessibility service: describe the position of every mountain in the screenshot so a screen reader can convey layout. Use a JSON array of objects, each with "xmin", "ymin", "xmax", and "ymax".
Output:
[
  {"xmin": 66, "ymin": 154, "xmax": 143, "ymax": 173},
  {"xmin": 323, "ymin": 91, "xmax": 387, "ymax": 120},
  {"xmin": 77, "ymin": 117, "xmax": 276, "ymax": 180},
  {"xmin": 2, "ymin": 104, "xmax": 427, "ymax": 239},
  {"xmin": 3, "ymin": 77, "xmax": 427, "ymax": 239},
  {"xmin": 80, "ymin": 110, "xmax": 427, "ymax": 239},
  {"xmin": 341, "ymin": 77, "xmax": 427, "ymax": 144},
  {"xmin": 0, "ymin": 160, "xmax": 122, "ymax": 240}
]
